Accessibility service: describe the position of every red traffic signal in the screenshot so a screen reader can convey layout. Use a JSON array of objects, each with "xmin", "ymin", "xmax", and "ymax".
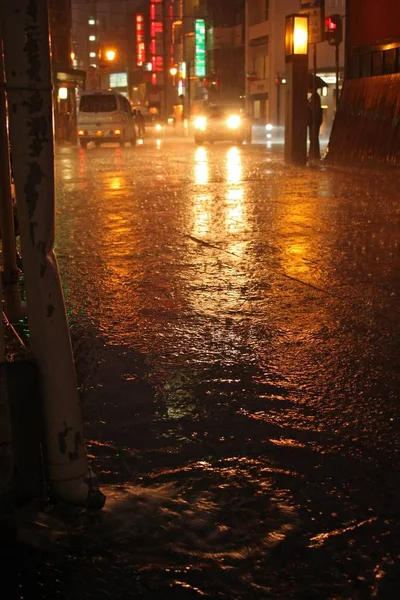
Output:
[{"xmin": 325, "ymin": 14, "xmax": 343, "ymax": 46}]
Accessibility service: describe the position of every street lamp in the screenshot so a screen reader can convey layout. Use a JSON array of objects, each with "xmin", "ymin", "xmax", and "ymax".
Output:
[
  {"xmin": 169, "ymin": 65, "xmax": 178, "ymax": 86},
  {"xmin": 105, "ymin": 49, "xmax": 116, "ymax": 62},
  {"xmin": 284, "ymin": 14, "xmax": 309, "ymax": 166},
  {"xmin": 285, "ymin": 14, "xmax": 308, "ymax": 56}
]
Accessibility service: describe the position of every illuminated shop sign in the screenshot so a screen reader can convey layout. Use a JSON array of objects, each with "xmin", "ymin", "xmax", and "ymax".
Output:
[
  {"xmin": 109, "ymin": 72, "xmax": 128, "ymax": 88},
  {"xmin": 150, "ymin": 0, "xmax": 164, "ymax": 83},
  {"xmin": 195, "ymin": 19, "xmax": 206, "ymax": 78},
  {"xmin": 136, "ymin": 14, "xmax": 145, "ymax": 66}
]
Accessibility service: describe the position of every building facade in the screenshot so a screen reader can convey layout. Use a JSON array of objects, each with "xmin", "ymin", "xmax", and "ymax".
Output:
[
  {"xmin": 71, "ymin": 0, "xmax": 141, "ymax": 98},
  {"xmin": 49, "ymin": 0, "xmax": 85, "ymax": 143},
  {"xmin": 327, "ymin": 0, "xmax": 400, "ymax": 164},
  {"xmin": 71, "ymin": 1, "xmax": 210, "ymax": 119},
  {"xmin": 246, "ymin": 0, "xmax": 346, "ymax": 135},
  {"xmin": 205, "ymin": 0, "xmax": 245, "ymax": 104}
]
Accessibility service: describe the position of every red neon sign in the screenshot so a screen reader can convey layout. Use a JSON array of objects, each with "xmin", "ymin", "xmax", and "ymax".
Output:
[
  {"xmin": 136, "ymin": 14, "xmax": 145, "ymax": 66},
  {"xmin": 150, "ymin": 0, "xmax": 164, "ymax": 72}
]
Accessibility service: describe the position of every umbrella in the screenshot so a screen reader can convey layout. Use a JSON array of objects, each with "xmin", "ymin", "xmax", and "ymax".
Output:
[{"xmin": 308, "ymin": 73, "xmax": 328, "ymax": 90}]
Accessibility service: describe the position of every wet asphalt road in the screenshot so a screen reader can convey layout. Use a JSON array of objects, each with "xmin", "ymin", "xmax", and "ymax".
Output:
[{"xmin": 11, "ymin": 135, "xmax": 400, "ymax": 599}]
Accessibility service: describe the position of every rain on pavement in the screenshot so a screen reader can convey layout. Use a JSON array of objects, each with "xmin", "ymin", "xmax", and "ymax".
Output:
[{"xmin": 9, "ymin": 136, "xmax": 400, "ymax": 598}]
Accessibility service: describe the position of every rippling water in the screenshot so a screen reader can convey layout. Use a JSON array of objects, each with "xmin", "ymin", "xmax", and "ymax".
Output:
[{"xmin": 8, "ymin": 139, "xmax": 400, "ymax": 598}]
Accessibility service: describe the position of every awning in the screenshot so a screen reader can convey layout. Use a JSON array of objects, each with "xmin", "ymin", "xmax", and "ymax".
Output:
[{"xmin": 54, "ymin": 67, "xmax": 86, "ymax": 88}]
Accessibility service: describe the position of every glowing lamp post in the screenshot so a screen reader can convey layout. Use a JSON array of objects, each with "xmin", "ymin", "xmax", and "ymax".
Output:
[
  {"xmin": 285, "ymin": 15, "xmax": 308, "ymax": 56},
  {"xmin": 284, "ymin": 14, "xmax": 309, "ymax": 166}
]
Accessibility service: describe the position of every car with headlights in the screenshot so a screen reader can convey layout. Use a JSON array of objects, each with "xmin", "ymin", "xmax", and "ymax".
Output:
[
  {"xmin": 193, "ymin": 104, "xmax": 252, "ymax": 145},
  {"xmin": 77, "ymin": 90, "xmax": 136, "ymax": 148}
]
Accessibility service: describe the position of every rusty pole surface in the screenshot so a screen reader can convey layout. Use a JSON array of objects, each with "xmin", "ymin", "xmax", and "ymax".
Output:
[
  {"xmin": 0, "ymin": 0, "xmax": 104, "ymax": 508},
  {"xmin": 0, "ymin": 36, "xmax": 23, "ymax": 322},
  {"xmin": 0, "ymin": 275, "xmax": 14, "ymax": 517}
]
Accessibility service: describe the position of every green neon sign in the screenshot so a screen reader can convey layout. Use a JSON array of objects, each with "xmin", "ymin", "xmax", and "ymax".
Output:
[{"xmin": 195, "ymin": 19, "xmax": 206, "ymax": 78}]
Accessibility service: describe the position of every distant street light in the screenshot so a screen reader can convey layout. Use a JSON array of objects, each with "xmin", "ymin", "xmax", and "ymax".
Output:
[
  {"xmin": 169, "ymin": 65, "xmax": 178, "ymax": 89},
  {"xmin": 105, "ymin": 49, "xmax": 116, "ymax": 62}
]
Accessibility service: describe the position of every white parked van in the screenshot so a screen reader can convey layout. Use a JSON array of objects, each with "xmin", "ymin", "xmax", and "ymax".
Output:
[{"xmin": 77, "ymin": 90, "xmax": 136, "ymax": 148}]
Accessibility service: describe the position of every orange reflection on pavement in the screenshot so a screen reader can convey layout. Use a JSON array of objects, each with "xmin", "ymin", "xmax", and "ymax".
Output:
[
  {"xmin": 194, "ymin": 147, "xmax": 208, "ymax": 185},
  {"xmin": 226, "ymin": 146, "xmax": 242, "ymax": 184},
  {"xmin": 109, "ymin": 176, "xmax": 123, "ymax": 191},
  {"xmin": 192, "ymin": 194, "xmax": 211, "ymax": 238},
  {"xmin": 225, "ymin": 148, "xmax": 247, "ymax": 255}
]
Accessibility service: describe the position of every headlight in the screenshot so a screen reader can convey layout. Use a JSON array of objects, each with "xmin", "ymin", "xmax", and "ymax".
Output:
[
  {"xmin": 226, "ymin": 115, "xmax": 242, "ymax": 129},
  {"xmin": 155, "ymin": 123, "xmax": 163, "ymax": 131},
  {"xmin": 194, "ymin": 116, "xmax": 207, "ymax": 131}
]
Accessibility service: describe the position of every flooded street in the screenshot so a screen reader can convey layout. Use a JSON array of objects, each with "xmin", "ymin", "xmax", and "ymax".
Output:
[{"xmin": 10, "ymin": 137, "xmax": 400, "ymax": 598}]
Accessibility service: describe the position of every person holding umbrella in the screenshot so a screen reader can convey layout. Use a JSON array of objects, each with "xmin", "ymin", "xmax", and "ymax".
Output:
[{"xmin": 307, "ymin": 74, "xmax": 325, "ymax": 160}]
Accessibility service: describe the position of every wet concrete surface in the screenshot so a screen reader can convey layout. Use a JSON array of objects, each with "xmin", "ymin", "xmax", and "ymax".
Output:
[{"xmin": 5, "ymin": 136, "xmax": 400, "ymax": 598}]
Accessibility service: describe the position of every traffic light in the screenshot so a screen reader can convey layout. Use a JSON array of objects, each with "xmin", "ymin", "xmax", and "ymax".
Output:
[{"xmin": 325, "ymin": 14, "xmax": 343, "ymax": 46}]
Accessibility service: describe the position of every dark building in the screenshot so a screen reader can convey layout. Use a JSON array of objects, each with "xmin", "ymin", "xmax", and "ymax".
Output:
[
  {"xmin": 346, "ymin": 0, "xmax": 400, "ymax": 78},
  {"xmin": 206, "ymin": 0, "xmax": 245, "ymax": 104},
  {"xmin": 72, "ymin": 1, "xmax": 142, "ymax": 97},
  {"xmin": 327, "ymin": 0, "xmax": 400, "ymax": 164},
  {"xmin": 49, "ymin": 0, "xmax": 85, "ymax": 143}
]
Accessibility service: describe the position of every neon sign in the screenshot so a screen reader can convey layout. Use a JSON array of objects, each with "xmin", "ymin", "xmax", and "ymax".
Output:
[
  {"xmin": 150, "ymin": 0, "xmax": 164, "ymax": 74},
  {"xmin": 136, "ymin": 14, "xmax": 145, "ymax": 66},
  {"xmin": 195, "ymin": 19, "xmax": 206, "ymax": 78}
]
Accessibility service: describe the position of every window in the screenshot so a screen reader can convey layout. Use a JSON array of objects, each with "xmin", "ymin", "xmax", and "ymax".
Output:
[
  {"xmin": 89, "ymin": 35, "xmax": 96, "ymax": 41},
  {"xmin": 120, "ymin": 95, "xmax": 131, "ymax": 115},
  {"xmin": 89, "ymin": 52, "xmax": 96, "ymax": 58},
  {"xmin": 88, "ymin": 18, "xmax": 95, "ymax": 25},
  {"xmin": 79, "ymin": 94, "xmax": 117, "ymax": 113},
  {"xmin": 383, "ymin": 48, "xmax": 398, "ymax": 75}
]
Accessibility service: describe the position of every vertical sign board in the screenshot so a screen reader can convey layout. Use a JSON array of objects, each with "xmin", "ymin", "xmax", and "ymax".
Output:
[
  {"xmin": 136, "ymin": 14, "xmax": 145, "ymax": 66},
  {"xmin": 300, "ymin": 0, "xmax": 325, "ymax": 44},
  {"xmin": 195, "ymin": 19, "xmax": 206, "ymax": 78}
]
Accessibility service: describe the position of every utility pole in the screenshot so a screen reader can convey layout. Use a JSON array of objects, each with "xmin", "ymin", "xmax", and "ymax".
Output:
[
  {"xmin": 1, "ymin": 0, "xmax": 104, "ymax": 508},
  {"xmin": 187, "ymin": 59, "xmax": 191, "ymax": 118},
  {"xmin": 244, "ymin": 0, "xmax": 250, "ymax": 114},
  {"xmin": 162, "ymin": 0, "xmax": 169, "ymax": 120},
  {"xmin": 0, "ymin": 37, "xmax": 22, "ymax": 322}
]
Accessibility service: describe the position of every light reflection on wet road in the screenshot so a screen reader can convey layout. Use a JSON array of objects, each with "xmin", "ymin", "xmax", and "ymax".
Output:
[{"xmin": 48, "ymin": 137, "xmax": 400, "ymax": 598}]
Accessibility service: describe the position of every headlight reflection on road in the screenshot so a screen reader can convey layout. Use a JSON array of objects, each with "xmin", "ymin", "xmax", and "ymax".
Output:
[
  {"xmin": 109, "ymin": 176, "xmax": 123, "ymax": 191},
  {"xmin": 194, "ymin": 146, "xmax": 208, "ymax": 185},
  {"xmin": 188, "ymin": 145, "xmax": 250, "ymax": 318},
  {"xmin": 192, "ymin": 194, "xmax": 211, "ymax": 237},
  {"xmin": 225, "ymin": 148, "xmax": 247, "ymax": 254},
  {"xmin": 226, "ymin": 146, "xmax": 242, "ymax": 184},
  {"xmin": 225, "ymin": 189, "xmax": 247, "ymax": 255},
  {"xmin": 226, "ymin": 192, "xmax": 245, "ymax": 232}
]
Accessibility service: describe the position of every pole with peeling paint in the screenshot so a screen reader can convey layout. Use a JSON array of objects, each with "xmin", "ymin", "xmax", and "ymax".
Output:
[
  {"xmin": 0, "ymin": 0, "xmax": 104, "ymax": 508},
  {"xmin": 0, "ymin": 37, "xmax": 23, "ymax": 322},
  {"xmin": 0, "ymin": 260, "xmax": 15, "ymax": 530}
]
